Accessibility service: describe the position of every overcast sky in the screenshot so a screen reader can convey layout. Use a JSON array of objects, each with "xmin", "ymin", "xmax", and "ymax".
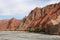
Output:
[{"xmin": 0, "ymin": 0, "xmax": 60, "ymax": 20}]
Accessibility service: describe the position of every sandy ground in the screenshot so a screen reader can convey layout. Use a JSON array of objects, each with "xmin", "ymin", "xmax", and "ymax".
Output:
[{"xmin": 0, "ymin": 31, "xmax": 60, "ymax": 40}]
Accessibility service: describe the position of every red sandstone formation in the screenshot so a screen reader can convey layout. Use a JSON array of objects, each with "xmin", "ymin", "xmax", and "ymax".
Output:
[
  {"xmin": 19, "ymin": 3, "xmax": 60, "ymax": 28},
  {"xmin": 7, "ymin": 18, "xmax": 22, "ymax": 30},
  {"xmin": 0, "ymin": 18, "xmax": 22, "ymax": 31},
  {"xmin": 0, "ymin": 20, "xmax": 9, "ymax": 30},
  {"xmin": 0, "ymin": 2, "xmax": 60, "ymax": 34},
  {"xmin": 18, "ymin": 2, "xmax": 60, "ymax": 34}
]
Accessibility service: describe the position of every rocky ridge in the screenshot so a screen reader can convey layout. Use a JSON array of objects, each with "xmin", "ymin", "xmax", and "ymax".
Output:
[{"xmin": 0, "ymin": 2, "xmax": 60, "ymax": 34}]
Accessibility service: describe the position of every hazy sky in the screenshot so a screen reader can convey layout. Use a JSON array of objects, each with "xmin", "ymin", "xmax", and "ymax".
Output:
[{"xmin": 0, "ymin": 0, "xmax": 60, "ymax": 20}]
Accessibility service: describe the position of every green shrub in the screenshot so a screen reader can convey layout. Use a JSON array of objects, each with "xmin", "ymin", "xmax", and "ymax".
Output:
[
  {"xmin": 27, "ymin": 27, "xmax": 35, "ymax": 32},
  {"xmin": 34, "ymin": 27, "xmax": 44, "ymax": 33},
  {"xmin": 27, "ymin": 25, "xmax": 44, "ymax": 33}
]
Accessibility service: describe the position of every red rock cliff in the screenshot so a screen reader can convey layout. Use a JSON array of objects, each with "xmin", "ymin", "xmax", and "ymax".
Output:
[
  {"xmin": 18, "ymin": 2, "xmax": 60, "ymax": 34},
  {"xmin": 0, "ymin": 18, "xmax": 22, "ymax": 31},
  {"xmin": 19, "ymin": 2, "xmax": 60, "ymax": 30},
  {"xmin": 0, "ymin": 2, "xmax": 60, "ymax": 34}
]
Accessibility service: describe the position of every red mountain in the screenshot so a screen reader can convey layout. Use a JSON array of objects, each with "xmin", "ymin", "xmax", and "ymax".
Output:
[{"xmin": 0, "ymin": 2, "xmax": 60, "ymax": 34}]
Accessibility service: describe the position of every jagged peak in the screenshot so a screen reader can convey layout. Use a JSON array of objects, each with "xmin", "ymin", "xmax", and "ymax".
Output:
[{"xmin": 34, "ymin": 7, "xmax": 41, "ymax": 10}]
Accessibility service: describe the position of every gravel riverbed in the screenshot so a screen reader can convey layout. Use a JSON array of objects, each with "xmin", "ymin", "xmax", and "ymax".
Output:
[{"xmin": 0, "ymin": 31, "xmax": 60, "ymax": 40}]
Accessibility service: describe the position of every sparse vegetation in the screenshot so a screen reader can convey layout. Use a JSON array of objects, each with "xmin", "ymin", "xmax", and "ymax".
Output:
[
  {"xmin": 34, "ymin": 27, "xmax": 44, "ymax": 33},
  {"xmin": 27, "ymin": 25, "xmax": 44, "ymax": 33}
]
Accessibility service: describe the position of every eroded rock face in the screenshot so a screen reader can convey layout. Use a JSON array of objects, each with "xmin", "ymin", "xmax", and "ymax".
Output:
[
  {"xmin": 0, "ymin": 18, "xmax": 22, "ymax": 31},
  {"xmin": 18, "ymin": 3, "xmax": 60, "ymax": 29},
  {"xmin": 18, "ymin": 2, "xmax": 60, "ymax": 34},
  {"xmin": 0, "ymin": 20, "xmax": 9, "ymax": 30},
  {"xmin": 7, "ymin": 18, "xmax": 21, "ymax": 30},
  {"xmin": 45, "ymin": 15, "xmax": 60, "ymax": 34},
  {"xmin": 0, "ymin": 2, "xmax": 60, "ymax": 35}
]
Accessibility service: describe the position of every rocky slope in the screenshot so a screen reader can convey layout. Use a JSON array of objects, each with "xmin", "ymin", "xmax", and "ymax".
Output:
[
  {"xmin": 19, "ymin": 3, "xmax": 60, "ymax": 29},
  {"xmin": 18, "ymin": 2, "xmax": 60, "ymax": 34},
  {"xmin": 0, "ymin": 18, "xmax": 22, "ymax": 31},
  {"xmin": 0, "ymin": 20, "xmax": 9, "ymax": 30},
  {"xmin": 0, "ymin": 2, "xmax": 60, "ymax": 34}
]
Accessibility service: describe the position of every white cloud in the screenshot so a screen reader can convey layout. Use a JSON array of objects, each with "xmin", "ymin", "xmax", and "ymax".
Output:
[
  {"xmin": 0, "ymin": 0, "xmax": 38, "ymax": 16},
  {"xmin": 35, "ymin": 0, "xmax": 60, "ymax": 7},
  {"xmin": 0, "ymin": 0, "xmax": 60, "ymax": 17}
]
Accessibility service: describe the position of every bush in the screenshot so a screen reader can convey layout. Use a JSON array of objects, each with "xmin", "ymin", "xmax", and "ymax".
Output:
[
  {"xmin": 27, "ymin": 27, "xmax": 35, "ymax": 32},
  {"xmin": 27, "ymin": 25, "xmax": 44, "ymax": 33},
  {"xmin": 34, "ymin": 27, "xmax": 44, "ymax": 33}
]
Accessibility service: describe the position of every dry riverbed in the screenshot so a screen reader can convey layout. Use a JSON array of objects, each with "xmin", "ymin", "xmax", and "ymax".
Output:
[{"xmin": 0, "ymin": 31, "xmax": 60, "ymax": 40}]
